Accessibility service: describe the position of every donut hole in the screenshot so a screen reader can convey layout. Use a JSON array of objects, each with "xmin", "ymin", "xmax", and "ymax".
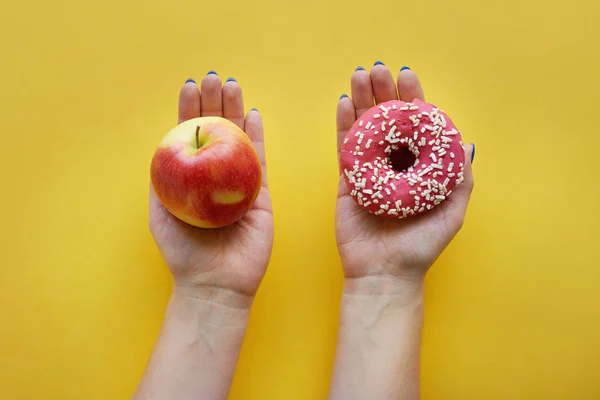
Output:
[{"xmin": 388, "ymin": 146, "xmax": 417, "ymax": 173}]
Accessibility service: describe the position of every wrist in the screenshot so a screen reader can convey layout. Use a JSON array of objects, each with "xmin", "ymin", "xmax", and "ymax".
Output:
[
  {"xmin": 342, "ymin": 275, "xmax": 424, "ymax": 307},
  {"xmin": 172, "ymin": 280, "xmax": 255, "ymax": 311}
]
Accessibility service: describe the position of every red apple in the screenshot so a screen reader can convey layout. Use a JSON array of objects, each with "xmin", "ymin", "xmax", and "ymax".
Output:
[{"xmin": 150, "ymin": 117, "xmax": 262, "ymax": 228}]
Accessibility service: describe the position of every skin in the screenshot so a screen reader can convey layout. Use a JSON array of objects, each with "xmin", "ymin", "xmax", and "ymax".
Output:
[
  {"xmin": 329, "ymin": 64, "xmax": 475, "ymax": 400},
  {"xmin": 133, "ymin": 74, "xmax": 273, "ymax": 400}
]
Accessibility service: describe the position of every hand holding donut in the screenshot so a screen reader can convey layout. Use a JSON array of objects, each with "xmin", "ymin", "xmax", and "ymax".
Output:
[{"xmin": 335, "ymin": 64, "xmax": 475, "ymax": 281}]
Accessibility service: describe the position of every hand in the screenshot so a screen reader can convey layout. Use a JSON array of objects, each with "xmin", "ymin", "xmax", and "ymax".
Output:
[
  {"xmin": 149, "ymin": 75, "xmax": 273, "ymax": 306},
  {"xmin": 335, "ymin": 65, "xmax": 474, "ymax": 282}
]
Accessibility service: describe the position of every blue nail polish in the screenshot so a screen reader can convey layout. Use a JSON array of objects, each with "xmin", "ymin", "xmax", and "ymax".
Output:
[
  {"xmin": 185, "ymin": 78, "xmax": 196, "ymax": 84},
  {"xmin": 400, "ymin": 66, "xmax": 411, "ymax": 71},
  {"xmin": 374, "ymin": 61, "xmax": 385, "ymax": 66},
  {"xmin": 226, "ymin": 77, "xmax": 236, "ymax": 83},
  {"xmin": 471, "ymin": 144, "xmax": 476, "ymax": 163},
  {"xmin": 340, "ymin": 94, "xmax": 348, "ymax": 100},
  {"xmin": 355, "ymin": 66, "xmax": 365, "ymax": 71},
  {"xmin": 250, "ymin": 108, "xmax": 259, "ymax": 112},
  {"xmin": 207, "ymin": 70, "xmax": 218, "ymax": 75}
]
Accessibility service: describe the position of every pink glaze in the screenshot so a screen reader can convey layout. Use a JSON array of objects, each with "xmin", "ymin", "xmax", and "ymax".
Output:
[{"xmin": 340, "ymin": 99, "xmax": 466, "ymax": 218}]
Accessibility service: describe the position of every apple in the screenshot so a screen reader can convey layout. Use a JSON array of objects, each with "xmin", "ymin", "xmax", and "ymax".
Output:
[{"xmin": 150, "ymin": 116, "xmax": 262, "ymax": 228}]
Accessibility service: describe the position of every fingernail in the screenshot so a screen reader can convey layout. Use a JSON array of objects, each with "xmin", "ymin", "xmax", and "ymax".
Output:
[
  {"xmin": 226, "ymin": 77, "xmax": 236, "ymax": 83},
  {"xmin": 355, "ymin": 66, "xmax": 365, "ymax": 71},
  {"xmin": 185, "ymin": 78, "xmax": 196, "ymax": 84},
  {"xmin": 340, "ymin": 94, "xmax": 348, "ymax": 100},
  {"xmin": 471, "ymin": 144, "xmax": 476, "ymax": 163},
  {"xmin": 374, "ymin": 61, "xmax": 385, "ymax": 66},
  {"xmin": 250, "ymin": 108, "xmax": 259, "ymax": 112},
  {"xmin": 400, "ymin": 66, "xmax": 411, "ymax": 71},
  {"xmin": 207, "ymin": 70, "xmax": 218, "ymax": 75}
]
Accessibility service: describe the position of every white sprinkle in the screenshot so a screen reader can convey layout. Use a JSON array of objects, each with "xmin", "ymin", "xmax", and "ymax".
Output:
[
  {"xmin": 441, "ymin": 136, "xmax": 453, "ymax": 143},
  {"xmin": 448, "ymin": 162, "xmax": 454, "ymax": 172},
  {"xmin": 400, "ymin": 106, "xmax": 409, "ymax": 111},
  {"xmin": 381, "ymin": 122, "xmax": 386, "ymax": 132},
  {"xmin": 435, "ymin": 195, "xmax": 445, "ymax": 200},
  {"xmin": 385, "ymin": 145, "xmax": 391, "ymax": 153},
  {"xmin": 379, "ymin": 140, "xmax": 385, "ymax": 145},
  {"xmin": 392, "ymin": 104, "xmax": 397, "ymax": 109},
  {"xmin": 363, "ymin": 201, "xmax": 372, "ymax": 207},
  {"xmin": 365, "ymin": 121, "xmax": 372, "ymax": 129},
  {"xmin": 432, "ymin": 146, "xmax": 440, "ymax": 151},
  {"xmin": 450, "ymin": 152, "xmax": 455, "ymax": 159},
  {"xmin": 357, "ymin": 134, "xmax": 364, "ymax": 144},
  {"xmin": 443, "ymin": 177, "xmax": 450, "ymax": 188},
  {"xmin": 357, "ymin": 151, "xmax": 364, "ymax": 156},
  {"xmin": 359, "ymin": 120, "xmax": 363, "ymax": 127},
  {"xmin": 388, "ymin": 209, "xmax": 399, "ymax": 216},
  {"xmin": 380, "ymin": 203, "xmax": 389, "ymax": 210},
  {"xmin": 418, "ymin": 168, "xmax": 431, "ymax": 177},
  {"xmin": 409, "ymin": 190, "xmax": 417, "ymax": 195},
  {"xmin": 344, "ymin": 138, "xmax": 349, "ymax": 144},
  {"xmin": 414, "ymin": 195, "xmax": 420, "ymax": 201},
  {"xmin": 429, "ymin": 153, "xmax": 437, "ymax": 162},
  {"xmin": 409, "ymin": 105, "xmax": 419, "ymax": 110},
  {"xmin": 390, "ymin": 183, "xmax": 397, "ymax": 190},
  {"xmin": 374, "ymin": 113, "xmax": 381, "ymax": 119},
  {"xmin": 365, "ymin": 139, "xmax": 373, "ymax": 149},
  {"xmin": 389, "ymin": 126, "xmax": 396, "ymax": 137},
  {"xmin": 384, "ymin": 188, "xmax": 391, "ymax": 195},
  {"xmin": 360, "ymin": 168, "xmax": 367, "ymax": 172},
  {"xmin": 388, "ymin": 119, "xmax": 396, "ymax": 126},
  {"xmin": 363, "ymin": 189, "xmax": 373, "ymax": 194}
]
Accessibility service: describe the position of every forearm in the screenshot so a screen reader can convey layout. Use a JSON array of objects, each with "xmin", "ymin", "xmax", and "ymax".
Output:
[
  {"xmin": 329, "ymin": 275, "xmax": 424, "ymax": 400},
  {"xmin": 133, "ymin": 285, "xmax": 252, "ymax": 400}
]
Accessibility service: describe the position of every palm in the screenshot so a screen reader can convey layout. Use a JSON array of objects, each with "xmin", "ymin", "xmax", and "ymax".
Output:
[
  {"xmin": 336, "ymin": 178, "xmax": 462, "ymax": 279},
  {"xmin": 149, "ymin": 75, "xmax": 273, "ymax": 297},
  {"xmin": 335, "ymin": 65, "xmax": 474, "ymax": 279}
]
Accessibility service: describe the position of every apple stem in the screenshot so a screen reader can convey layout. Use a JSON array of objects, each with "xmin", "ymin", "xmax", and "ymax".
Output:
[{"xmin": 195, "ymin": 125, "xmax": 201, "ymax": 149}]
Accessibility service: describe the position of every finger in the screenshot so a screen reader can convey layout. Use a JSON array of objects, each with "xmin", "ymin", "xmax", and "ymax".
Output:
[
  {"xmin": 337, "ymin": 94, "xmax": 356, "ymax": 155},
  {"xmin": 397, "ymin": 66, "xmax": 425, "ymax": 102},
  {"xmin": 447, "ymin": 143, "xmax": 475, "ymax": 219},
  {"xmin": 244, "ymin": 109, "xmax": 268, "ymax": 188},
  {"xmin": 370, "ymin": 61, "xmax": 398, "ymax": 104},
  {"xmin": 178, "ymin": 79, "xmax": 201, "ymax": 124},
  {"xmin": 200, "ymin": 71, "xmax": 223, "ymax": 117},
  {"xmin": 351, "ymin": 66, "xmax": 374, "ymax": 118},
  {"xmin": 222, "ymin": 77, "xmax": 245, "ymax": 129}
]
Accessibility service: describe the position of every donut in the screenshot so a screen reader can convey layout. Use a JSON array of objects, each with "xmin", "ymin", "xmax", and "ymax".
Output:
[{"xmin": 340, "ymin": 99, "xmax": 465, "ymax": 218}]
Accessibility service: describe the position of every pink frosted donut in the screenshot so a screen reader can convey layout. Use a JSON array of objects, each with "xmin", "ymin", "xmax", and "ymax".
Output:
[{"xmin": 340, "ymin": 99, "xmax": 466, "ymax": 218}]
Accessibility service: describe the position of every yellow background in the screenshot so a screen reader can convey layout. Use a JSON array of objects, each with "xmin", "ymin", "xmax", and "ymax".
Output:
[{"xmin": 1, "ymin": 0, "xmax": 599, "ymax": 398}]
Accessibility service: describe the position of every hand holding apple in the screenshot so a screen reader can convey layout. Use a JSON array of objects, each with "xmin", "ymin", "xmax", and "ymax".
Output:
[
  {"xmin": 151, "ymin": 116, "xmax": 262, "ymax": 228},
  {"xmin": 148, "ymin": 75, "xmax": 273, "ymax": 304}
]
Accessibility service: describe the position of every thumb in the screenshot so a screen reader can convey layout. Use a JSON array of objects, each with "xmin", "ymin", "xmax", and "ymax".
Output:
[{"xmin": 447, "ymin": 143, "xmax": 475, "ymax": 218}]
